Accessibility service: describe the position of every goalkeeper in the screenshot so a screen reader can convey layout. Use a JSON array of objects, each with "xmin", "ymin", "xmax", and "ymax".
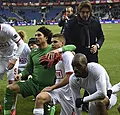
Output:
[
  {"xmin": 33, "ymin": 34, "xmax": 75, "ymax": 115},
  {"xmin": 4, "ymin": 26, "xmax": 76, "ymax": 115}
]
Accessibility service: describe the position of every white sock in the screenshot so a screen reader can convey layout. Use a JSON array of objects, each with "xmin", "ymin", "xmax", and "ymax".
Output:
[{"xmin": 33, "ymin": 108, "xmax": 44, "ymax": 115}]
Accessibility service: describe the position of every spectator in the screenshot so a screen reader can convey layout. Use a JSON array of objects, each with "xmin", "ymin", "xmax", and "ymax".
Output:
[{"xmin": 58, "ymin": 6, "xmax": 75, "ymax": 34}]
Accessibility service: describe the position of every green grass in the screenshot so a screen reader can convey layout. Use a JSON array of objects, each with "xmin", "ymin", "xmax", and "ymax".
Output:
[{"xmin": 0, "ymin": 24, "xmax": 120, "ymax": 115}]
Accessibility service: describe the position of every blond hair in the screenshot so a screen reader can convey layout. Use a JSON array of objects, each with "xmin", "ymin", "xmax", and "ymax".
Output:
[{"xmin": 17, "ymin": 30, "xmax": 26, "ymax": 41}]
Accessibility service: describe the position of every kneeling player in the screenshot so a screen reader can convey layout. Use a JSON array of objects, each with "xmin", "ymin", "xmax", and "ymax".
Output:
[{"xmin": 33, "ymin": 34, "xmax": 75, "ymax": 115}]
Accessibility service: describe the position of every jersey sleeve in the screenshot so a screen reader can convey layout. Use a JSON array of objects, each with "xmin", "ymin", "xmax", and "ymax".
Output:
[
  {"xmin": 83, "ymin": 64, "xmax": 107, "ymax": 102},
  {"xmin": 62, "ymin": 45, "xmax": 76, "ymax": 52},
  {"xmin": 2, "ymin": 24, "xmax": 25, "ymax": 60},
  {"xmin": 62, "ymin": 51, "xmax": 74, "ymax": 74},
  {"xmin": 2, "ymin": 24, "xmax": 21, "ymax": 43}
]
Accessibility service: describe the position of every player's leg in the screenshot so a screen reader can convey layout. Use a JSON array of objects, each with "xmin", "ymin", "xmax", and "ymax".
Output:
[
  {"xmin": 82, "ymin": 90, "xmax": 89, "ymax": 112},
  {"xmin": 33, "ymin": 92, "xmax": 52, "ymax": 115},
  {"xmin": 59, "ymin": 95, "xmax": 74, "ymax": 115},
  {"xmin": 69, "ymin": 76, "xmax": 82, "ymax": 115},
  {"xmin": 6, "ymin": 59, "xmax": 19, "ymax": 115},
  {"xmin": 0, "ymin": 57, "xmax": 10, "ymax": 112},
  {"xmin": 111, "ymin": 82, "xmax": 120, "ymax": 93},
  {"xmin": 107, "ymin": 94, "xmax": 117, "ymax": 111},
  {"xmin": 4, "ymin": 82, "xmax": 20, "ymax": 115}
]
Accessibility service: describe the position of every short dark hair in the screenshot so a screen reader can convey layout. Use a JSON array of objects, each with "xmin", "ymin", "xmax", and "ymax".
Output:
[
  {"xmin": 28, "ymin": 38, "xmax": 37, "ymax": 45},
  {"xmin": 36, "ymin": 26, "xmax": 53, "ymax": 44}
]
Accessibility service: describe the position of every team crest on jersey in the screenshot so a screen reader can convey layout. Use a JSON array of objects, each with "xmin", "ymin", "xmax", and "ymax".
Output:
[{"xmin": 13, "ymin": 34, "xmax": 18, "ymax": 38}]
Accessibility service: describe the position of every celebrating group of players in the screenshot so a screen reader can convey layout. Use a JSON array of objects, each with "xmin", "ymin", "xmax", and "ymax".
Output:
[{"xmin": 0, "ymin": 1, "xmax": 120, "ymax": 115}]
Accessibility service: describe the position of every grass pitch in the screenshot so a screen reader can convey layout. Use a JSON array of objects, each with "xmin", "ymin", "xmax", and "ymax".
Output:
[{"xmin": 0, "ymin": 24, "xmax": 120, "ymax": 115}]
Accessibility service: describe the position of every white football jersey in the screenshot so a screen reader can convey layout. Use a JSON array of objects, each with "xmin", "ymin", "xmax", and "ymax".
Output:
[
  {"xmin": 0, "ymin": 24, "xmax": 22, "ymax": 58},
  {"xmin": 55, "ymin": 51, "xmax": 74, "ymax": 90},
  {"xmin": 70, "ymin": 62, "xmax": 112, "ymax": 102},
  {"xmin": 19, "ymin": 43, "xmax": 31, "ymax": 71}
]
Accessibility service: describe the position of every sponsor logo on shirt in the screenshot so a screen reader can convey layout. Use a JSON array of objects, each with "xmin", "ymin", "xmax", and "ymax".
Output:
[
  {"xmin": 56, "ymin": 70, "xmax": 63, "ymax": 79},
  {"xmin": 0, "ymin": 42, "xmax": 10, "ymax": 48},
  {"xmin": 19, "ymin": 57, "xmax": 27, "ymax": 64},
  {"xmin": 13, "ymin": 34, "xmax": 18, "ymax": 38}
]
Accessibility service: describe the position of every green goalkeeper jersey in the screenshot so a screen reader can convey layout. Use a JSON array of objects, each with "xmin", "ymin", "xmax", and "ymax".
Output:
[{"xmin": 21, "ymin": 44, "xmax": 76, "ymax": 87}]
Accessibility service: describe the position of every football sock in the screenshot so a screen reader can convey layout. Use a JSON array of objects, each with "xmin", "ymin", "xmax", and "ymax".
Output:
[
  {"xmin": 33, "ymin": 108, "xmax": 44, "ymax": 115},
  {"xmin": 11, "ymin": 94, "xmax": 18, "ymax": 110},
  {"xmin": 4, "ymin": 88, "xmax": 14, "ymax": 115},
  {"xmin": 49, "ymin": 105, "xmax": 55, "ymax": 115}
]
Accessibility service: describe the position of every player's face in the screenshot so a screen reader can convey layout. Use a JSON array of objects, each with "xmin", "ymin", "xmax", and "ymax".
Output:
[
  {"xmin": 72, "ymin": 59, "xmax": 88, "ymax": 78},
  {"xmin": 35, "ymin": 31, "xmax": 47, "ymax": 45},
  {"xmin": 29, "ymin": 43, "xmax": 38, "ymax": 50},
  {"xmin": 51, "ymin": 37, "xmax": 63, "ymax": 49},
  {"xmin": 79, "ymin": 7, "xmax": 90, "ymax": 21}
]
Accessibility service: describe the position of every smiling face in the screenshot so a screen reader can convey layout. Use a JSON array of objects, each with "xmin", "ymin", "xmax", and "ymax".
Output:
[
  {"xmin": 72, "ymin": 53, "xmax": 88, "ymax": 78},
  {"xmin": 35, "ymin": 31, "xmax": 47, "ymax": 46}
]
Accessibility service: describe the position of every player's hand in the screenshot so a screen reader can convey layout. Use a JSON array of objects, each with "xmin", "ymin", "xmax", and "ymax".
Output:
[
  {"xmin": 7, "ymin": 59, "xmax": 17, "ymax": 70},
  {"xmin": 41, "ymin": 86, "xmax": 53, "ymax": 92},
  {"xmin": 15, "ymin": 74, "xmax": 22, "ymax": 81},
  {"xmin": 107, "ymin": 90, "xmax": 112, "ymax": 99},
  {"xmin": 75, "ymin": 98, "xmax": 83, "ymax": 108},
  {"xmin": 14, "ymin": 68, "xmax": 18, "ymax": 76},
  {"xmin": 47, "ymin": 50, "xmax": 60, "ymax": 59},
  {"xmin": 90, "ymin": 45, "xmax": 98, "ymax": 54}
]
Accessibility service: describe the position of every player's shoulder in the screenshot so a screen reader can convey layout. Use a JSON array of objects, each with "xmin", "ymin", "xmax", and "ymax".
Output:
[
  {"xmin": 62, "ymin": 51, "xmax": 74, "ymax": 57},
  {"xmin": 1, "ymin": 23, "xmax": 12, "ymax": 29},
  {"xmin": 88, "ymin": 62, "xmax": 105, "ymax": 74},
  {"xmin": 0, "ymin": 23, "xmax": 14, "ymax": 32}
]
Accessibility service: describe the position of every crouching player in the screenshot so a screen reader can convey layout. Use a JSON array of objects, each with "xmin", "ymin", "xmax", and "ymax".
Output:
[
  {"xmin": 69, "ymin": 53, "xmax": 117, "ymax": 115},
  {"xmin": 33, "ymin": 34, "xmax": 75, "ymax": 115}
]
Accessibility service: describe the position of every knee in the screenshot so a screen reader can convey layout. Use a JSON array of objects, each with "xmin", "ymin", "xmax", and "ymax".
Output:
[
  {"xmin": 7, "ymin": 82, "xmax": 18, "ymax": 92},
  {"xmin": 36, "ymin": 92, "xmax": 49, "ymax": 104}
]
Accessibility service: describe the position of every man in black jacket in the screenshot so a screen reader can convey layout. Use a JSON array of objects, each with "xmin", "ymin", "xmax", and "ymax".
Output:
[
  {"xmin": 64, "ymin": 0, "xmax": 105, "ymax": 112},
  {"xmin": 58, "ymin": 6, "xmax": 75, "ymax": 34}
]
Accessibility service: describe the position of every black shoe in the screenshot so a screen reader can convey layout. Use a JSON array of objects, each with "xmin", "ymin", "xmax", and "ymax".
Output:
[{"xmin": 82, "ymin": 105, "xmax": 89, "ymax": 113}]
